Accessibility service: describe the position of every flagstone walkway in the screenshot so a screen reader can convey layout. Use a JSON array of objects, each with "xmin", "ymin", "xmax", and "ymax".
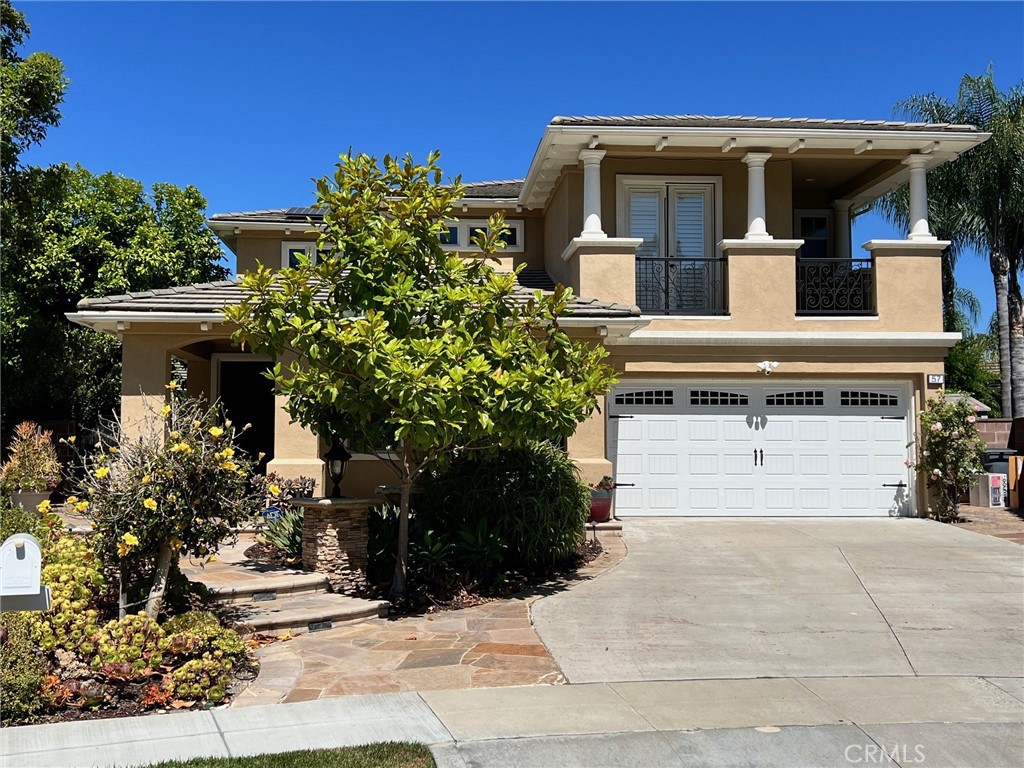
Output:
[{"xmin": 231, "ymin": 527, "xmax": 626, "ymax": 707}]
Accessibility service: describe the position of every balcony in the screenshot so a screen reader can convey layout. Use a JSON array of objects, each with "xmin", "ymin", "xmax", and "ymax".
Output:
[
  {"xmin": 636, "ymin": 256, "xmax": 728, "ymax": 316},
  {"xmin": 796, "ymin": 256, "xmax": 876, "ymax": 316}
]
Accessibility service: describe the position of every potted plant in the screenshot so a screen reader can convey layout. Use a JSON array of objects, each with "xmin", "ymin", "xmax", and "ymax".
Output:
[
  {"xmin": 588, "ymin": 475, "xmax": 616, "ymax": 523},
  {"xmin": 0, "ymin": 421, "xmax": 61, "ymax": 511}
]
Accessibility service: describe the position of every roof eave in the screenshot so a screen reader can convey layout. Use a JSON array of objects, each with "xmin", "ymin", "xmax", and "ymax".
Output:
[{"xmin": 519, "ymin": 124, "xmax": 990, "ymax": 209}]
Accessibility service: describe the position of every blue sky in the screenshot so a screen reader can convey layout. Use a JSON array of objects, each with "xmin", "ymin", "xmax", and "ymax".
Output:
[{"xmin": 19, "ymin": 1, "xmax": 1024, "ymax": 327}]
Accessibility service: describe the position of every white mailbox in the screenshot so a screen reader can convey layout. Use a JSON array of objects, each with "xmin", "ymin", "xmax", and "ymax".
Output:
[{"xmin": 0, "ymin": 533, "xmax": 51, "ymax": 612}]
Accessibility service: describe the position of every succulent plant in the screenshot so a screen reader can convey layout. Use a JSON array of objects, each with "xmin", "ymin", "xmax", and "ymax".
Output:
[{"xmin": 169, "ymin": 656, "xmax": 232, "ymax": 703}]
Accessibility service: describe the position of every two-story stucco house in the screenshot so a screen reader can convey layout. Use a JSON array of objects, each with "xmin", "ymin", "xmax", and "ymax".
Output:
[{"xmin": 69, "ymin": 114, "xmax": 989, "ymax": 518}]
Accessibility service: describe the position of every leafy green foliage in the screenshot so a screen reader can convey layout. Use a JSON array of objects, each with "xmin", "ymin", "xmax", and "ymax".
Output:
[
  {"xmin": 417, "ymin": 441, "xmax": 589, "ymax": 573},
  {"xmin": 0, "ymin": 492, "xmax": 43, "ymax": 540},
  {"xmin": 913, "ymin": 396, "xmax": 987, "ymax": 522},
  {"xmin": 0, "ymin": 613, "xmax": 48, "ymax": 724},
  {"xmin": 76, "ymin": 388, "xmax": 263, "ymax": 618},
  {"xmin": 0, "ymin": 0, "xmax": 67, "ymax": 174},
  {"xmin": 1, "ymin": 164, "xmax": 229, "ymax": 437},
  {"xmin": 225, "ymin": 151, "xmax": 616, "ymax": 598},
  {"xmin": 89, "ymin": 613, "xmax": 166, "ymax": 678},
  {"xmin": 945, "ymin": 333, "xmax": 1001, "ymax": 413}
]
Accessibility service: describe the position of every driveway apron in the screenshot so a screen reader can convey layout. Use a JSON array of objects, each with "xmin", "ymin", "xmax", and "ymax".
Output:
[{"xmin": 531, "ymin": 518, "xmax": 1024, "ymax": 683}]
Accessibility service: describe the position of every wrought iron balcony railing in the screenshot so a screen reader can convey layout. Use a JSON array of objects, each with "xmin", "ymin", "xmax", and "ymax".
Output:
[
  {"xmin": 636, "ymin": 256, "xmax": 728, "ymax": 316},
  {"xmin": 796, "ymin": 257, "xmax": 876, "ymax": 315}
]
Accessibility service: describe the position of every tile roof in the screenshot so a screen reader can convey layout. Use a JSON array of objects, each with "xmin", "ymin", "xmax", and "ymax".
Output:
[
  {"xmin": 550, "ymin": 114, "xmax": 980, "ymax": 133},
  {"xmin": 75, "ymin": 270, "xmax": 639, "ymax": 319},
  {"xmin": 208, "ymin": 180, "xmax": 525, "ymax": 225}
]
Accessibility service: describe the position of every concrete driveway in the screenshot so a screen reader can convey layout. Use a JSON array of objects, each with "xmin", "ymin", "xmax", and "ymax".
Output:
[{"xmin": 532, "ymin": 519, "xmax": 1024, "ymax": 683}]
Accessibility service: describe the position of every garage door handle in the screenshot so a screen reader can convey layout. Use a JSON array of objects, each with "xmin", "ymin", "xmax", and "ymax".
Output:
[
  {"xmin": 615, "ymin": 483, "xmax": 636, "ymax": 487},
  {"xmin": 881, "ymin": 416, "xmax": 905, "ymax": 420},
  {"xmin": 609, "ymin": 414, "xmax": 634, "ymax": 419},
  {"xmin": 882, "ymin": 482, "xmax": 907, "ymax": 488}
]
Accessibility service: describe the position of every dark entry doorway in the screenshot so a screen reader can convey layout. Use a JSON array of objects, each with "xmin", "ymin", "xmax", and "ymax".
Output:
[{"xmin": 216, "ymin": 359, "xmax": 275, "ymax": 475}]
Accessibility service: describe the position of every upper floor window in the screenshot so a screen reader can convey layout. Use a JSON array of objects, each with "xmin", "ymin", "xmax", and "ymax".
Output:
[
  {"xmin": 617, "ymin": 176, "xmax": 725, "ymax": 316},
  {"xmin": 795, "ymin": 211, "xmax": 831, "ymax": 260},
  {"xmin": 281, "ymin": 241, "xmax": 327, "ymax": 268},
  {"xmin": 440, "ymin": 219, "xmax": 524, "ymax": 253}
]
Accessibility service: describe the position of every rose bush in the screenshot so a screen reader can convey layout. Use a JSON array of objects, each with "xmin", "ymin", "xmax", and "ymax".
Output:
[{"xmin": 913, "ymin": 396, "xmax": 986, "ymax": 522}]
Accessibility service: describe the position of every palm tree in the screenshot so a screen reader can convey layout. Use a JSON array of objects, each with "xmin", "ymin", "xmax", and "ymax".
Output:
[{"xmin": 874, "ymin": 69, "xmax": 1024, "ymax": 414}]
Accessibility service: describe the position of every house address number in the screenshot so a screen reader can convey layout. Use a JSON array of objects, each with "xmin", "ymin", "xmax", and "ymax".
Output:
[{"xmin": 927, "ymin": 374, "xmax": 945, "ymax": 386}]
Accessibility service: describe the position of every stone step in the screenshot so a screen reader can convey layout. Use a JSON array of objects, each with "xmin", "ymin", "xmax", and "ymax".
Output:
[
  {"xmin": 203, "ymin": 571, "xmax": 331, "ymax": 605},
  {"xmin": 229, "ymin": 593, "xmax": 389, "ymax": 636}
]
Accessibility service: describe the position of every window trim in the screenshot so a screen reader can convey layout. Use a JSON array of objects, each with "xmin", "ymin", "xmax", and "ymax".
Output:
[
  {"xmin": 615, "ymin": 175, "xmax": 724, "ymax": 259},
  {"xmin": 440, "ymin": 219, "xmax": 525, "ymax": 253},
  {"xmin": 794, "ymin": 209, "xmax": 833, "ymax": 259},
  {"xmin": 281, "ymin": 240, "xmax": 318, "ymax": 268}
]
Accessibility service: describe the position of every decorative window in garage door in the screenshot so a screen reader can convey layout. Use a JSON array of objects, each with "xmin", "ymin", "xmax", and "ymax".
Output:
[
  {"xmin": 614, "ymin": 389, "xmax": 674, "ymax": 406},
  {"xmin": 840, "ymin": 390, "xmax": 899, "ymax": 407},
  {"xmin": 765, "ymin": 390, "xmax": 825, "ymax": 407},
  {"xmin": 689, "ymin": 389, "xmax": 749, "ymax": 407}
]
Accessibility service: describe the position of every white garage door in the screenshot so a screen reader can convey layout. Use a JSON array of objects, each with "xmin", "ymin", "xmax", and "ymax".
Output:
[{"xmin": 609, "ymin": 382, "xmax": 913, "ymax": 517}]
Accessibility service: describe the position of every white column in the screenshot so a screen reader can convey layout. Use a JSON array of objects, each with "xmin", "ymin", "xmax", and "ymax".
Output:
[
  {"xmin": 579, "ymin": 149, "xmax": 607, "ymax": 239},
  {"xmin": 904, "ymin": 155, "xmax": 934, "ymax": 240},
  {"xmin": 834, "ymin": 199, "xmax": 853, "ymax": 259},
  {"xmin": 742, "ymin": 152, "xmax": 773, "ymax": 240}
]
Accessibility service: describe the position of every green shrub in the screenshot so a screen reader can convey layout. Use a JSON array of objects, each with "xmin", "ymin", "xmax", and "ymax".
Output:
[
  {"xmin": 0, "ymin": 614, "xmax": 48, "ymax": 724},
  {"xmin": 0, "ymin": 494, "xmax": 45, "ymax": 541},
  {"xmin": 416, "ymin": 441, "xmax": 589, "ymax": 575},
  {"xmin": 89, "ymin": 613, "xmax": 167, "ymax": 677}
]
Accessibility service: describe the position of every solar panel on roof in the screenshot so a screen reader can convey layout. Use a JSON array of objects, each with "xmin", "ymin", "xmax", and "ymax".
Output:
[{"xmin": 285, "ymin": 207, "xmax": 322, "ymax": 217}]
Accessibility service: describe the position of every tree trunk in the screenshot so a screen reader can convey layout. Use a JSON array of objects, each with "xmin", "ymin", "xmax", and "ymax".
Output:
[
  {"xmin": 941, "ymin": 246, "xmax": 957, "ymax": 332},
  {"xmin": 992, "ymin": 250, "xmax": 1012, "ymax": 415},
  {"xmin": 118, "ymin": 568, "xmax": 127, "ymax": 620},
  {"xmin": 1010, "ymin": 271, "xmax": 1024, "ymax": 417},
  {"xmin": 388, "ymin": 446, "xmax": 413, "ymax": 603},
  {"xmin": 144, "ymin": 541, "xmax": 174, "ymax": 620}
]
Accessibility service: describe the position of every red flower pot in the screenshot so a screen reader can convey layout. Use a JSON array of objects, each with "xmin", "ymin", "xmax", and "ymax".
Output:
[{"xmin": 588, "ymin": 489, "xmax": 613, "ymax": 523}]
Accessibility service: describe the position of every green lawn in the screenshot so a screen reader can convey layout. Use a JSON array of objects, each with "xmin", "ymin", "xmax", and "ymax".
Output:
[{"xmin": 143, "ymin": 743, "xmax": 435, "ymax": 768}]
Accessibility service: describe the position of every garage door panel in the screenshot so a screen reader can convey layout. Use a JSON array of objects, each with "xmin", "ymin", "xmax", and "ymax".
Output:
[
  {"xmin": 723, "ymin": 488, "xmax": 755, "ymax": 511},
  {"xmin": 689, "ymin": 420, "xmax": 719, "ymax": 441},
  {"xmin": 840, "ymin": 454, "xmax": 871, "ymax": 476},
  {"xmin": 797, "ymin": 420, "xmax": 830, "ymax": 441},
  {"xmin": 798, "ymin": 454, "xmax": 830, "ymax": 475},
  {"xmin": 688, "ymin": 488, "xmax": 719, "ymax": 510},
  {"xmin": 872, "ymin": 420, "xmax": 908, "ymax": 442},
  {"xmin": 839, "ymin": 421, "xmax": 870, "ymax": 442},
  {"xmin": 618, "ymin": 420, "xmax": 643, "ymax": 441},
  {"xmin": 722, "ymin": 453, "xmax": 754, "ymax": 476},
  {"xmin": 799, "ymin": 488, "xmax": 831, "ymax": 511},
  {"xmin": 647, "ymin": 453, "xmax": 679, "ymax": 475},
  {"xmin": 648, "ymin": 488, "xmax": 680, "ymax": 509},
  {"xmin": 647, "ymin": 419, "xmax": 678, "ymax": 441},
  {"xmin": 763, "ymin": 454, "xmax": 795, "ymax": 475},
  {"xmin": 722, "ymin": 420, "xmax": 754, "ymax": 441},
  {"xmin": 765, "ymin": 488, "xmax": 795, "ymax": 509},
  {"xmin": 763, "ymin": 420, "xmax": 795, "ymax": 441}
]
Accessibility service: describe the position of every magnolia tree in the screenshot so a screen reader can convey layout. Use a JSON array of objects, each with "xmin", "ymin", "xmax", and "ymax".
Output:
[
  {"xmin": 225, "ymin": 151, "xmax": 616, "ymax": 599},
  {"xmin": 914, "ymin": 395, "xmax": 986, "ymax": 522}
]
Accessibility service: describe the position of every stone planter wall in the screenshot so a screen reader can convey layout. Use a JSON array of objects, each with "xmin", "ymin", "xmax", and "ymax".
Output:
[{"xmin": 292, "ymin": 498, "xmax": 373, "ymax": 594}]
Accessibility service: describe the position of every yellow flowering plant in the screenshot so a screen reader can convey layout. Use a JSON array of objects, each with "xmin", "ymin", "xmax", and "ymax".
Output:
[{"xmin": 68, "ymin": 386, "xmax": 263, "ymax": 619}]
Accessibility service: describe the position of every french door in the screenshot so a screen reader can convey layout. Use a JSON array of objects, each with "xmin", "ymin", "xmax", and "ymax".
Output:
[{"xmin": 625, "ymin": 182, "xmax": 726, "ymax": 315}]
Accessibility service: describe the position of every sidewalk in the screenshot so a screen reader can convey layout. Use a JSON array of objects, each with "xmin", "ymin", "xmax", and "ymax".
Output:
[{"xmin": 3, "ymin": 675, "xmax": 1021, "ymax": 767}]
